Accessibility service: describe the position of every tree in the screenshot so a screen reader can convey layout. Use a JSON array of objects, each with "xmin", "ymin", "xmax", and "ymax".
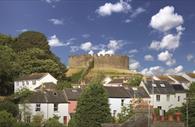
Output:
[
  {"xmin": 73, "ymin": 81, "xmax": 112, "ymax": 127},
  {"xmin": 117, "ymin": 104, "xmax": 134, "ymax": 123},
  {"xmin": 0, "ymin": 110, "xmax": 17, "ymax": 127},
  {"xmin": 56, "ymin": 80, "xmax": 72, "ymax": 90},
  {"xmin": 31, "ymin": 114, "xmax": 44, "ymax": 127},
  {"xmin": 128, "ymin": 75, "xmax": 143, "ymax": 86},
  {"xmin": 44, "ymin": 118, "xmax": 65, "ymax": 127},
  {"xmin": 0, "ymin": 45, "xmax": 21, "ymax": 95},
  {"xmin": 0, "ymin": 100, "xmax": 19, "ymax": 117}
]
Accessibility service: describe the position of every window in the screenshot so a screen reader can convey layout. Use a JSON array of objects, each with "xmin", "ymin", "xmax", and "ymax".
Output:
[
  {"xmin": 54, "ymin": 103, "xmax": 58, "ymax": 111},
  {"xmin": 32, "ymin": 80, "xmax": 36, "ymax": 85},
  {"xmin": 152, "ymin": 84, "xmax": 157, "ymax": 87},
  {"xmin": 26, "ymin": 115, "xmax": 31, "ymax": 123},
  {"xmin": 35, "ymin": 104, "xmax": 41, "ymax": 111},
  {"xmin": 178, "ymin": 96, "xmax": 180, "ymax": 102},
  {"xmin": 121, "ymin": 99, "xmax": 124, "ymax": 106},
  {"xmin": 167, "ymin": 95, "xmax": 170, "ymax": 101},
  {"xmin": 64, "ymin": 116, "xmax": 67, "ymax": 125},
  {"xmin": 160, "ymin": 84, "xmax": 165, "ymax": 87},
  {"xmin": 113, "ymin": 110, "xmax": 117, "ymax": 116},
  {"xmin": 156, "ymin": 95, "xmax": 160, "ymax": 102},
  {"xmin": 26, "ymin": 81, "xmax": 29, "ymax": 85},
  {"xmin": 22, "ymin": 81, "xmax": 25, "ymax": 86}
]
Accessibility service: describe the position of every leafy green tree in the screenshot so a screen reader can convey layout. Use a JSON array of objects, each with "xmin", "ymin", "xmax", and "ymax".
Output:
[
  {"xmin": 0, "ymin": 45, "xmax": 21, "ymax": 95},
  {"xmin": 0, "ymin": 110, "xmax": 17, "ymax": 127},
  {"xmin": 44, "ymin": 118, "xmax": 65, "ymax": 127},
  {"xmin": 0, "ymin": 100, "xmax": 19, "ymax": 117},
  {"xmin": 31, "ymin": 114, "xmax": 44, "ymax": 127},
  {"xmin": 74, "ymin": 81, "xmax": 112, "ymax": 127},
  {"xmin": 57, "ymin": 80, "xmax": 72, "ymax": 90},
  {"xmin": 0, "ymin": 34, "xmax": 14, "ymax": 47},
  {"xmin": 128, "ymin": 75, "xmax": 143, "ymax": 86}
]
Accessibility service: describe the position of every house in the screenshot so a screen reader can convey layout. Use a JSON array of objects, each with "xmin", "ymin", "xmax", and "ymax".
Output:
[
  {"xmin": 104, "ymin": 78, "xmax": 128, "ymax": 87},
  {"xmin": 14, "ymin": 73, "xmax": 57, "ymax": 92},
  {"xmin": 154, "ymin": 75, "xmax": 175, "ymax": 84},
  {"xmin": 19, "ymin": 90, "xmax": 69, "ymax": 125},
  {"xmin": 171, "ymin": 84, "xmax": 186, "ymax": 107},
  {"xmin": 104, "ymin": 86, "xmax": 131, "ymax": 117},
  {"xmin": 168, "ymin": 75, "xmax": 190, "ymax": 89},
  {"xmin": 63, "ymin": 88, "xmax": 82, "ymax": 119},
  {"xmin": 140, "ymin": 80, "xmax": 186, "ymax": 112},
  {"xmin": 182, "ymin": 72, "xmax": 195, "ymax": 83}
]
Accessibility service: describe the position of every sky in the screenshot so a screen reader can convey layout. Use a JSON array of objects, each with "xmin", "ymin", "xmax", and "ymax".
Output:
[{"xmin": 0, "ymin": 0, "xmax": 195, "ymax": 75}]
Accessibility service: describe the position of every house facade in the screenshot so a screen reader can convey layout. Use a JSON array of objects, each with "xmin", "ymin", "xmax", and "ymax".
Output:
[
  {"xmin": 19, "ymin": 91, "xmax": 69, "ymax": 125},
  {"xmin": 14, "ymin": 73, "xmax": 57, "ymax": 92},
  {"xmin": 140, "ymin": 80, "xmax": 186, "ymax": 112}
]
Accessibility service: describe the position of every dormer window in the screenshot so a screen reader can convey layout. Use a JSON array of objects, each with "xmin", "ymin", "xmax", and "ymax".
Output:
[
  {"xmin": 160, "ymin": 84, "xmax": 165, "ymax": 87},
  {"xmin": 152, "ymin": 84, "xmax": 157, "ymax": 87},
  {"xmin": 53, "ymin": 92, "xmax": 57, "ymax": 96},
  {"xmin": 26, "ymin": 81, "xmax": 29, "ymax": 85}
]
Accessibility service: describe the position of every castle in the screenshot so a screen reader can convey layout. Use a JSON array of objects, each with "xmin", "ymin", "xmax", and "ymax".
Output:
[{"xmin": 68, "ymin": 54, "xmax": 129, "ymax": 70}]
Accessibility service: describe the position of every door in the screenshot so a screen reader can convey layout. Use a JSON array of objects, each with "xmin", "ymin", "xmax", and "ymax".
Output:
[{"xmin": 63, "ymin": 116, "xmax": 67, "ymax": 125}]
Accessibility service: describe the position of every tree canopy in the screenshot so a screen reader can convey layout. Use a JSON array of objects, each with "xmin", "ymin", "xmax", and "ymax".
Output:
[{"xmin": 73, "ymin": 81, "xmax": 112, "ymax": 127}]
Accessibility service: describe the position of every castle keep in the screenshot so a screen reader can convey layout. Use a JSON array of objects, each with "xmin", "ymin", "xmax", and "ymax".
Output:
[{"xmin": 69, "ymin": 54, "xmax": 129, "ymax": 70}]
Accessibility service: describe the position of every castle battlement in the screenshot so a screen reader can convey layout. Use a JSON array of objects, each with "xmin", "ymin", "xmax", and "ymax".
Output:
[{"xmin": 68, "ymin": 54, "xmax": 129, "ymax": 70}]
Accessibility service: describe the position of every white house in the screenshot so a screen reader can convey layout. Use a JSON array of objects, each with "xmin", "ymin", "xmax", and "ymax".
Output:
[
  {"xmin": 140, "ymin": 80, "xmax": 186, "ymax": 112},
  {"xmin": 104, "ymin": 86, "xmax": 131, "ymax": 117},
  {"xmin": 14, "ymin": 73, "xmax": 57, "ymax": 92},
  {"xmin": 168, "ymin": 75, "xmax": 190, "ymax": 89},
  {"xmin": 19, "ymin": 90, "xmax": 69, "ymax": 125},
  {"xmin": 182, "ymin": 73, "xmax": 195, "ymax": 83},
  {"xmin": 104, "ymin": 78, "xmax": 128, "ymax": 87}
]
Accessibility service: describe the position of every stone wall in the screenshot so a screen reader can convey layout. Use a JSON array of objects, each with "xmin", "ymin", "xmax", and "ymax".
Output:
[{"xmin": 68, "ymin": 54, "xmax": 129, "ymax": 70}]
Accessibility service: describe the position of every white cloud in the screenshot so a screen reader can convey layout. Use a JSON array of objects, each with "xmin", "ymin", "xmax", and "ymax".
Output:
[
  {"xmin": 128, "ymin": 49, "xmax": 138, "ymax": 54},
  {"xmin": 150, "ymin": 33, "xmax": 181, "ymax": 50},
  {"xmin": 80, "ymin": 42, "xmax": 93, "ymax": 51},
  {"xmin": 88, "ymin": 50, "xmax": 94, "ymax": 55},
  {"xmin": 97, "ymin": 49, "xmax": 114, "ymax": 56},
  {"xmin": 130, "ymin": 7, "xmax": 145, "ymax": 18},
  {"xmin": 124, "ymin": 19, "xmax": 131, "ymax": 23},
  {"xmin": 70, "ymin": 46, "xmax": 79, "ymax": 52},
  {"xmin": 150, "ymin": 6, "xmax": 183, "ymax": 32},
  {"xmin": 44, "ymin": 0, "xmax": 60, "ymax": 3},
  {"xmin": 166, "ymin": 65, "xmax": 183, "ymax": 74},
  {"xmin": 144, "ymin": 54, "xmax": 154, "ymax": 61},
  {"xmin": 141, "ymin": 66, "xmax": 164, "ymax": 76},
  {"xmin": 82, "ymin": 34, "xmax": 90, "ymax": 38},
  {"xmin": 193, "ymin": 70, "xmax": 195, "ymax": 73},
  {"xmin": 187, "ymin": 54, "xmax": 194, "ymax": 61},
  {"xmin": 16, "ymin": 29, "xmax": 28, "ymax": 32},
  {"xmin": 129, "ymin": 59, "xmax": 140, "ymax": 70},
  {"xmin": 49, "ymin": 18, "xmax": 64, "ymax": 25},
  {"xmin": 96, "ymin": 0, "xmax": 131, "ymax": 16},
  {"xmin": 107, "ymin": 40, "xmax": 123, "ymax": 51},
  {"xmin": 48, "ymin": 35, "xmax": 65, "ymax": 47},
  {"xmin": 158, "ymin": 50, "xmax": 176, "ymax": 66}
]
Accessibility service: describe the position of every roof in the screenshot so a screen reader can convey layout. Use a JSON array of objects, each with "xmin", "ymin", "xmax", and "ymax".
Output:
[
  {"xmin": 64, "ymin": 88, "xmax": 82, "ymax": 101},
  {"xmin": 104, "ymin": 87, "xmax": 131, "ymax": 98},
  {"xmin": 108, "ymin": 79, "xmax": 124, "ymax": 84},
  {"xmin": 170, "ymin": 75, "xmax": 189, "ymax": 83},
  {"xmin": 35, "ymin": 82, "xmax": 56, "ymax": 90},
  {"xmin": 27, "ymin": 90, "xmax": 67, "ymax": 103},
  {"xmin": 16, "ymin": 73, "xmax": 48, "ymax": 81},
  {"xmin": 157, "ymin": 75, "xmax": 175, "ymax": 83},
  {"xmin": 186, "ymin": 73, "xmax": 195, "ymax": 78},
  {"xmin": 172, "ymin": 84, "xmax": 186, "ymax": 93},
  {"xmin": 144, "ymin": 80, "xmax": 175, "ymax": 94},
  {"xmin": 127, "ymin": 87, "xmax": 150, "ymax": 98}
]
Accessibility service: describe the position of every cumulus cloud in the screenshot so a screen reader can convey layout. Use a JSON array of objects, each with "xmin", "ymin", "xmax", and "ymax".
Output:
[
  {"xmin": 144, "ymin": 54, "xmax": 154, "ymax": 61},
  {"xmin": 96, "ymin": 0, "xmax": 131, "ymax": 16},
  {"xmin": 82, "ymin": 34, "xmax": 90, "ymax": 38},
  {"xmin": 124, "ymin": 19, "xmax": 131, "ymax": 23},
  {"xmin": 107, "ymin": 40, "xmax": 123, "ymax": 50},
  {"xmin": 49, "ymin": 18, "xmax": 64, "ymax": 25},
  {"xmin": 128, "ymin": 49, "xmax": 138, "ymax": 54},
  {"xmin": 80, "ymin": 42, "xmax": 93, "ymax": 51},
  {"xmin": 166, "ymin": 65, "xmax": 183, "ymax": 74},
  {"xmin": 130, "ymin": 7, "xmax": 145, "ymax": 18},
  {"xmin": 150, "ymin": 6, "xmax": 183, "ymax": 32},
  {"xmin": 187, "ymin": 54, "xmax": 194, "ymax": 61},
  {"xmin": 141, "ymin": 66, "xmax": 164, "ymax": 76},
  {"xmin": 88, "ymin": 50, "xmax": 94, "ymax": 55},
  {"xmin": 48, "ymin": 35, "xmax": 66, "ymax": 47},
  {"xmin": 193, "ymin": 70, "xmax": 195, "ymax": 73},
  {"xmin": 129, "ymin": 59, "xmax": 140, "ymax": 70},
  {"xmin": 149, "ymin": 33, "xmax": 181, "ymax": 51},
  {"xmin": 158, "ymin": 50, "xmax": 176, "ymax": 66},
  {"xmin": 97, "ymin": 49, "xmax": 114, "ymax": 56},
  {"xmin": 16, "ymin": 29, "xmax": 28, "ymax": 33}
]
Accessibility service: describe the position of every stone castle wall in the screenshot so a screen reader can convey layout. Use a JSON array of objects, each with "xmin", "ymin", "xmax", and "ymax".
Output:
[{"xmin": 68, "ymin": 54, "xmax": 129, "ymax": 70}]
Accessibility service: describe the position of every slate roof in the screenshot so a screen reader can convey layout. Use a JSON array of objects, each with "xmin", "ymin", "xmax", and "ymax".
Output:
[
  {"xmin": 172, "ymin": 84, "xmax": 186, "ymax": 93},
  {"xmin": 104, "ymin": 87, "xmax": 131, "ymax": 98},
  {"xmin": 27, "ymin": 90, "xmax": 68, "ymax": 103},
  {"xmin": 157, "ymin": 75, "xmax": 175, "ymax": 83},
  {"xmin": 16, "ymin": 73, "xmax": 48, "ymax": 81},
  {"xmin": 170, "ymin": 75, "xmax": 189, "ymax": 83},
  {"xmin": 64, "ymin": 88, "xmax": 82, "ymax": 101},
  {"xmin": 144, "ymin": 80, "xmax": 175, "ymax": 94},
  {"xmin": 186, "ymin": 73, "xmax": 195, "ymax": 78},
  {"xmin": 127, "ymin": 87, "xmax": 150, "ymax": 98},
  {"xmin": 108, "ymin": 79, "xmax": 124, "ymax": 84}
]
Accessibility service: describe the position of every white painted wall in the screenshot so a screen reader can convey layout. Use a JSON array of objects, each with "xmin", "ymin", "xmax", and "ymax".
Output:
[
  {"xmin": 14, "ymin": 73, "xmax": 57, "ymax": 92},
  {"xmin": 19, "ymin": 103, "xmax": 69, "ymax": 124},
  {"xmin": 109, "ymin": 98, "xmax": 131, "ymax": 117}
]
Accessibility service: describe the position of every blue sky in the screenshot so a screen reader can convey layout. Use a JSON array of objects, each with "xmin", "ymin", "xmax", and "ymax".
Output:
[{"xmin": 0, "ymin": 0, "xmax": 195, "ymax": 75}]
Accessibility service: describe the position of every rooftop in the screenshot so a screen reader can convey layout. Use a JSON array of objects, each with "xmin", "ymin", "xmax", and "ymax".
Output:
[
  {"xmin": 157, "ymin": 75, "xmax": 175, "ymax": 83},
  {"xmin": 186, "ymin": 73, "xmax": 195, "ymax": 78},
  {"xmin": 104, "ymin": 86, "xmax": 131, "ymax": 98},
  {"xmin": 64, "ymin": 88, "xmax": 82, "ymax": 101},
  {"xmin": 170, "ymin": 75, "xmax": 189, "ymax": 83},
  {"xmin": 16, "ymin": 73, "xmax": 48, "ymax": 81}
]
